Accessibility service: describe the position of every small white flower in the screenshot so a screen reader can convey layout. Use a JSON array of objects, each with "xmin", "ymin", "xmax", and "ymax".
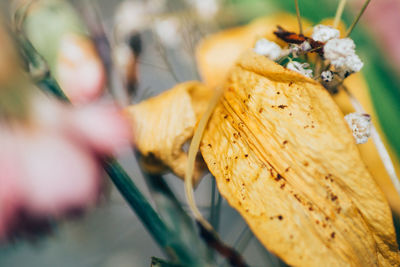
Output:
[
  {"xmin": 324, "ymin": 38, "xmax": 356, "ymax": 68},
  {"xmin": 253, "ymin": 38, "xmax": 282, "ymax": 61},
  {"xmin": 188, "ymin": 0, "xmax": 219, "ymax": 20},
  {"xmin": 289, "ymin": 41, "xmax": 311, "ymax": 58},
  {"xmin": 344, "ymin": 113, "xmax": 371, "ymax": 144},
  {"xmin": 312, "ymin": 25, "xmax": 340, "ymax": 43},
  {"xmin": 321, "ymin": 70, "xmax": 333, "ymax": 82},
  {"xmin": 289, "ymin": 44, "xmax": 300, "ymax": 57},
  {"xmin": 344, "ymin": 53, "xmax": 363, "ymax": 73},
  {"xmin": 154, "ymin": 17, "xmax": 181, "ymax": 47},
  {"xmin": 286, "ymin": 61, "xmax": 313, "ymax": 78},
  {"xmin": 115, "ymin": 0, "xmax": 166, "ymax": 39},
  {"xmin": 300, "ymin": 41, "xmax": 311, "ymax": 52}
]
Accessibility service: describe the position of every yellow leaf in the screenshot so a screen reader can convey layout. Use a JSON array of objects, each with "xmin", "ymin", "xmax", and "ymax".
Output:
[
  {"xmin": 196, "ymin": 13, "xmax": 311, "ymax": 88},
  {"xmin": 200, "ymin": 51, "xmax": 400, "ymax": 266},
  {"xmin": 125, "ymin": 81, "xmax": 212, "ymax": 179},
  {"xmin": 196, "ymin": 14, "xmax": 400, "ymax": 214}
]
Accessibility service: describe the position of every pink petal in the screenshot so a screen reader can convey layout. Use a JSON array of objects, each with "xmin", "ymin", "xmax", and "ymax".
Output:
[
  {"xmin": 68, "ymin": 102, "xmax": 132, "ymax": 154},
  {"xmin": 362, "ymin": 0, "xmax": 400, "ymax": 69},
  {"xmin": 20, "ymin": 131, "xmax": 101, "ymax": 216},
  {"xmin": 56, "ymin": 34, "xmax": 105, "ymax": 104},
  {"xmin": 0, "ymin": 132, "xmax": 24, "ymax": 240}
]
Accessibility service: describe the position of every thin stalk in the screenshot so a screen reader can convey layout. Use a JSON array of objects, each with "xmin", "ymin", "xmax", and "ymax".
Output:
[
  {"xmin": 16, "ymin": 19, "xmax": 205, "ymax": 265},
  {"xmin": 209, "ymin": 179, "xmax": 218, "ymax": 228},
  {"xmin": 78, "ymin": 0, "xmax": 130, "ymax": 106},
  {"xmin": 333, "ymin": 0, "xmax": 347, "ymax": 29},
  {"xmin": 220, "ymin": 227, "xmax": 253, "ymax": 267},
  {"xmin": 185, "ymin": 88, "xmax": 222, "ymax": 232},
  {"xmin": 208, "ymin": 180, "xmax": 217, "ymax": 261},
  {"xmin": 103, "ymin": 159, "xmax": 172, "ymax": 250},
  {"xmin": 294, "ymin": 0, "xmax": 303, "ymax": 34},
  {"xmin": 235, "ymin": 227, "xmax": 253, "ymax": 253},
  {"xmin": 345, "ymin": 0, "xmax": 371, "ymax": 37},
  {"xmin": 214, "ymin": 192, "xmax": 222, "ymax": 232},
  {"xmin": 342, "ymin": 86, "xmax": 400, "ymax": 195},
  {"xmin": 151, "ymin": 257, "xmax": 183, "ymax": 267},
  {"xmin": 185, "ymin": 87, "xmax": 249, "ymax": 267},
  {"xmin": 15, "ymin": 33, "xmax": 69, "ymax": 102},
  {"xmin": 155, "ymin": 35, "xmax": 180, "ymax": 83},
  {"xmin": 208, "ymin": 179, "xmax": 222, "ymax": 260}
]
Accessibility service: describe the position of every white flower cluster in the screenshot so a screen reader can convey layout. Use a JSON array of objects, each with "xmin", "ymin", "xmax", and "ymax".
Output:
[
  {"xmin": 253, "ymin": 38, "xmax": 282, "ymax": 61},
  {"xmin": 312, "ymin": 25, "xmax": 340, "ymax": 43},
  {"xmin": 286, "ymin": 61, "xmax": 313, "ymax": 78},
  {"xmin": 188, "ymin": 0, "xmax": 219, "ymax": 20},
  {"xmin": 154, "ymin": 17, "xmax": 182, "ymax": 47},
  {"xmin": 324, "ymin": 38, "xmax": 363, "ymax": 75},
  {"xmin": 290, "ymin": 41, "xmax": 311, "ymax": 57},
  {"xmin": 344, "ymin": 112, "xmax": 371, "ymax": 144}
]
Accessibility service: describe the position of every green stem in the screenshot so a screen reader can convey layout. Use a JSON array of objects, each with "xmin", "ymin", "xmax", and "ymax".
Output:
[
  {"xmin": 220, "ymin": 226, "xmax": 253, "ymax": 267},
  {"xmin": 209, "ymin": 179, "xmax": 217, "ymax": 226},
  {"xmin": 103, "ymin": 159, "xmax": 171, "ymax": 249},
  {"xmin": 17, "ymin": 28, "xmax": 209, "ymax": 266},
  {"xmin": 214, "ymin": 192, "xmax": 222, "ymax": 233},
  {"xmin": 208, "ymin": 178, "xmax": 222, "ymax": 260},
  {"xmin": 16, "ymin": 33, "xmax": 69, "ymax": 101},
  {"xmin": 151, "ymin": 257, "xmax": 183, "ymax": 267},
  {"xmin": 333, "ymin": 0, "xmax": 347, "ymax": 28},
  {"xmin": 345, "ymin": 0, "xmax": 371, "ymax": 37},
  {"xmin": 294, "ymin": 0, "xmax": 303, "ymax": 34}
]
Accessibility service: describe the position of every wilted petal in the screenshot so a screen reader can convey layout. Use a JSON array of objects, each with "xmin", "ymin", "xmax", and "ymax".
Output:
[
  {"xmin": 126, "ymin": 81, "xmax": 212, "ymax": 180},
  {"xmin": 200, "ymin": 51, "xmax": 400, "ymax": 266},
  {"xmin": 196, "ymin": 14, "xmax": 400, "ymax": 214},
  {"xmin": 196, "ymin": 14, "xmax": 310, "ymax": 88}
]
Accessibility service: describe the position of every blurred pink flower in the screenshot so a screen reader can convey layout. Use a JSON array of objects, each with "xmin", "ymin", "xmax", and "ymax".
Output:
[
  {"xmin": 0, "ymin": 94, "xmax": 131, "ymax": 242},
  {"xmin": 56, "ymin": 34, "xmax": 106, "ymax": 104},
  {"xmin": 67, "ymin": 103, "xmax": 132, "ymax": 154},
  {"xmin": 361, "ymin": 0, "xmax": 400, "ymax": 70}
]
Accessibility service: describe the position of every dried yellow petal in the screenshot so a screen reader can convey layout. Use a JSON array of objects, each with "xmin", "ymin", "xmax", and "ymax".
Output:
[
  {"xmin": 335, "ymin": 73, "xmax": 400, "ymax": 214},
  {"xmin": 196, "ymin": 14, "xmax": 311, "ymax": 88},
  {"xmin": 196, "ymin": 14, "xmax": 400, "ymax": 214},
  {"xmin": 200, "ymin": 51, "xmax": 400, "ymax": 266},
  {"xmin": 126, "ymin": 81, "xmax": 212, "ymax": 179}
]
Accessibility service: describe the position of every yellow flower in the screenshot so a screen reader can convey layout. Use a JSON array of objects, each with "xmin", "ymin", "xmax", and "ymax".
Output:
[{"xmin": 126, "ymin": 13, "xmax": 400, "ymax": 266}]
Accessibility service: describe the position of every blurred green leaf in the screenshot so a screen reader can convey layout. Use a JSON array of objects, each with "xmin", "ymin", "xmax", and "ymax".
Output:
[
  {"xmin": 151, "ymin": 257, "xmax": 183, "ymax": 267},
  {"xmin": 142, "ymin": 170, "xmax": 211, "ymax": 266}
]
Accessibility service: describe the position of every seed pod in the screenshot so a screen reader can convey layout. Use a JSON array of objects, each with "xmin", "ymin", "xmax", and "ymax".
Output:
[
  {"xmin": 200, "ymin": 50, "xmax": 400, "ymax": 266},
  {"xmin": 125, "ymin": 81, "xmax": 212, "ymax": 180}
]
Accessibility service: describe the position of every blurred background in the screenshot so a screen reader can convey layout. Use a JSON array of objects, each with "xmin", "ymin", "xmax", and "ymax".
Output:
[{"xmin": 0, "ymin": 0, "xmax": 399, "ymax": 266}]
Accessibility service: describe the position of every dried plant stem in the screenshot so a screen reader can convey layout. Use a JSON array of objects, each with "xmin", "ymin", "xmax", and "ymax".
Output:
[
  {"xmin": 294, "ymin": 0, "xmax": 303, "ymax": 34},
  {"xmin": 185, "ymin": 88, "xmax": 222, "ymax": 231},
  {"xmin": 342, "ymin": 86, "xmax": 400, "ymax": 195},
  {"xmin": 150, "ymin": 18, "xmax": 181, "ymax": 83},
  {"xmin": 220, "ymin": 227, "xmax": 253, "ymax": 267},
  {"xmin": 184, "ymin": 89, "xmax": 248, "ymax": 267},
  {"xmin": 345, "ymin": 0, "xmax": 371, "ymax": 37},
  {"xmin": 333, "ymin": 0, "xmax": 347, "ymax": 28},
  {"xmin": 209, "ymin": 179, "xmax": 222, "ymax": 231},
  {"xmin": 78, "ymin": 0, "xmax": 130, "ymax": 107}
]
